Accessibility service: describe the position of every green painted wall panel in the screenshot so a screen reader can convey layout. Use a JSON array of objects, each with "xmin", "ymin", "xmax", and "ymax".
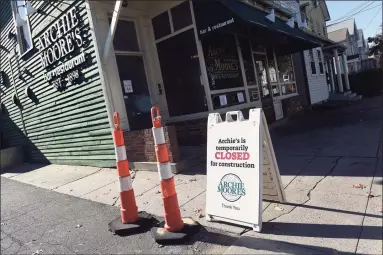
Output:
[{"xmin": 0, "ymin": 0, "xmax": 115, "ymax": 167}]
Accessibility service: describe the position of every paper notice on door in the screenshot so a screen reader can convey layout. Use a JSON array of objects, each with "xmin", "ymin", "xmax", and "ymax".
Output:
[
  {"xmin": 219, "ymin": 95, "xmax": 227, "ymax": 106},
  {"xmin": 237, "ymin": 92, "xmax": 245, "ymax": 103},
  {"xmin": 123, "ymin": 80, "xmax": 133, "ymax": 93},
  {"xmin": 256, "ymin": 61, "xmax": 263, "ymax": 72}
]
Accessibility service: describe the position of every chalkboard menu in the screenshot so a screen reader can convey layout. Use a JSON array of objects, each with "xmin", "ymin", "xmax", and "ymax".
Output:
[{"xmin": 202, "ymin": 34, "xmax": 243, "ymax": 90}]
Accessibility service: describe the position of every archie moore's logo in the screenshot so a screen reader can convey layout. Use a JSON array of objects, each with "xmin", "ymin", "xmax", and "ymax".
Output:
[{"xmin": 217, "ymin": 173, "xmax": 246, "ymax": 202}]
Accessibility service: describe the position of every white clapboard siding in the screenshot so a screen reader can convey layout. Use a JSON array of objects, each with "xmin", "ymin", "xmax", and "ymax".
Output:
[{"xmin": 303, "ymin": 48, "xmax": 329, "ymax": 105}]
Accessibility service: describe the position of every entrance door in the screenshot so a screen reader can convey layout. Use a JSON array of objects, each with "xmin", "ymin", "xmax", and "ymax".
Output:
[
  {"xmin": 115, "ymin": 55, "xmax": 152, "ymax": 130},
  {"xmin": 113, "ymin": 18, "xmax": 152, "ymax": 130},
  {"xmin": 156, "ymin": 29, "xmax": 207, "ymax": 117},
  {"xmin": 253, "ymin": 53, "xmax": 276, "ymax": 123}
]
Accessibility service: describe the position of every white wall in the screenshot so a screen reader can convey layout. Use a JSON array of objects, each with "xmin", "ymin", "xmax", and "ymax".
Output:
[{"xmin": 303, "ymin": 48, "xmax": 329, "ymax": 104}]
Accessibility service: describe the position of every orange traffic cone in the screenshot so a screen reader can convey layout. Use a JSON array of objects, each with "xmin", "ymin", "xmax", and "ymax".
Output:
[
  {"xmin": 150, "ymin": 106, "xmax": 200, "ymax": 244},
  {"xmin": 108, "ymin": 112, "xmax": 154, "ymax": 236}
]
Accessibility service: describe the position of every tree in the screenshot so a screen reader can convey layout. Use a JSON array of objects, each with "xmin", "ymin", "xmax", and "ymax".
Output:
[
  {"xmin": 367, "ymin": 26, "xmax": 382, "ymax": 67},
  {"xmin": 367, "ymin": 33, "xmax": 382, "ymax": 57}
]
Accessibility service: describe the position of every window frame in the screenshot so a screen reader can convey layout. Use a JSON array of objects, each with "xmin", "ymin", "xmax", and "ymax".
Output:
[
  {"xmin": 317, "ymin": 49, "xmax": 324, "ymax": 75},
  {"xmin": 148, "ymin": 1, "xmax": 299, "ymax": 124},
  {"xmin": 111, "ymin": 16, "xmax": 154, "ymax": 124},
  {"xmin": 10, "ymin": 0, "xmax": 34, "ymax": 57},
  {"xmin": 309, "ymin": 49, "xmax": 317, "ymax": 75},
  {"xmin": 275, "ymin": 53, "xmax": 298, "ymax": 97}
]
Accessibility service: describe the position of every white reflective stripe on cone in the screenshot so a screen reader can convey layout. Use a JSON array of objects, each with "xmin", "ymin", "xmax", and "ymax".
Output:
[
  {"xmin": 115, "ymin": 146, "xmax": 127, "ymax": 162},
  {"xmin": 157, "ymin": 163, "xmax": 173, "ymax": 180},
  {"xmin": 119, "ymin": 175, "xmax": 133, "ymax": 192},
  {"xmin": 152, "ymin": 127, "xmax": 165, "ymax": 145}
]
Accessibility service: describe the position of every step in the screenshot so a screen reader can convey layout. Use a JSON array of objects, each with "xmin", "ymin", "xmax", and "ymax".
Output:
[
  {"xmin": 343, "ymin": 91, "xmax": 352, "ymax": 96},
  {"xmin": 329, "ymin": 95, "xmax": 351, "ymax": 101},
  {"xmin": 349, "ymin": 93, "xmax": 357, "ymax": 99},
  {"xmin": 351, "ymin": 95, "xmax": 363, "ymax": 102}
]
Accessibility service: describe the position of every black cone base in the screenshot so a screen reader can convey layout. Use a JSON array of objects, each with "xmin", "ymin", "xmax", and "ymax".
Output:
[
  {"xmin": 108, "ymin": 211, "xmax": 157, "ymax": 236},
  {"xmin": 151, "ymin": 218, "xmax": 200, "ymax": 245}
]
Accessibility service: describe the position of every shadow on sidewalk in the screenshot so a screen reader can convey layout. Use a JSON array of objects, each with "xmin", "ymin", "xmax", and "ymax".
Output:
[
  {"xmin": 225, "ymin": 235, "xmax": 349, "ymax": 254},
  {"xmin": 1, "ymin": 163, "xmax": 49, "ymax": 176},
  {"xmin": 185, "ymin": 225, "xmax": 349, "ymax": 254},
  {"xmin": 272, "ymin": 96, "xmax": 382, "ymax": 137},
  {"xmin": 264, "ymin": 200, "xmax": 383, "ymax": 219},
  {"xmin": 262, "ymin": 222, "xmax": 382, "ymax": 240}
]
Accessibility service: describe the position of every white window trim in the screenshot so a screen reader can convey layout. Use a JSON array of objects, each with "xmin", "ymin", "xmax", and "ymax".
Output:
[
  {"xmin": 108, "ymin": 15, "xmax": 154, "ymax": 131},
  {"xmin": 210, "ymin": 87, "xmax": 245, "ymax": 95},
  {"xmin": 249, "ymin": 40, "xmax": 261, "ymax": 102},
  {"xmin": 11, "ymin": 0, "xmax": 34, "ymax": 57},
  {"xmin": 271, "ymin": 51, "xmax": 299, "ymax": 99},
  {"xmin": 165, "ymin": 100, "xmax": 262, "ymax": 124},
  {"xmin": 317, "ymin": 49, "xmax": 325, "ymax": 75},
  {"xmin": 235, "ymin": 34, "xmax": 251, "ymax": 104},
  {"xmin": 309, "ymin": 49, "xmax": 318, "ymax": 76},
  {"xmin": 154, "ymin": 24, "xmax": 194, "ymax": 44},
  {"xmin": 190, "ymin": 1, "xmax": 213, "ymax": 111}
]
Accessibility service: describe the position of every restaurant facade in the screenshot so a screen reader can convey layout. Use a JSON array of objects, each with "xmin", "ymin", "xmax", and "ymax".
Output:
[{"xmin": 0, "ymin": 0, "xmax": 333, "ymax": 170}]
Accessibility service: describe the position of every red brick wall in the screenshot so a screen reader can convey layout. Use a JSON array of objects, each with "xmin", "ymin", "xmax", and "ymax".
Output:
[
  {"xmin": 281, "ymin": 52, "xmax": 311, "ymax": 118},
  {"xmin": 123, "ymin": 126, "xmax": 180, "ymax": 163},
  {"xmin": 282, "ymin": 95, "xmax": 305, "ymax": 118}
]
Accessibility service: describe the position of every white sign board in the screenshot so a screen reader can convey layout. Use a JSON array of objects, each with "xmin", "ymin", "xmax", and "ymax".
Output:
[{"xmin": 206, "ymin": 109, "xmax": 285, "ymax": 232}]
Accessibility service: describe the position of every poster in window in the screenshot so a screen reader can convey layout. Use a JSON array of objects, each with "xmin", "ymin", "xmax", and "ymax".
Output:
[
  {"xmin": 123, "ymin": 80, "xmax": 133, "ymax": 93},
  {"xmin": 237, "ymin": 92, "xmax": 244, "ymax": 103},
  {"xmin": 202, "ymin": 34, "xmax": 243, "ymax": 90},
  {"xmin": 219, "ymin": 95, "xmax": 228, "ymax": 106}
]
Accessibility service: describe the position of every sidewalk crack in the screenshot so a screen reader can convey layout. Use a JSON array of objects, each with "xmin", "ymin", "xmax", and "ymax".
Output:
[
  {"xmin": 50, "ymin": 168, "xmax": 103, "ymax": 191},
  {"xmin": 263, "ymin": 155, "xmax": 316, "ymax": 213},
  {"xmin": 179, "ymin": 190, "xmax": 206, "ymax": 208},
  {"xmin": 267, "ymin": 156, "xmax": 342, "ymax": 222},
  {"xmin": 354, "ymin": 157, "xmax": 380, "ymax": 253}
]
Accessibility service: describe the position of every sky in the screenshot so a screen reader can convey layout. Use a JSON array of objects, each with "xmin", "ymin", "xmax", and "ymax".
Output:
[{"xmin": 326, "ymin": 1, "xmax": 382, "ymax": 39}]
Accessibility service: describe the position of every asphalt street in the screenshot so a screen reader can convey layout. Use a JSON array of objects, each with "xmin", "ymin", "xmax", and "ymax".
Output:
[{"xmin": 1, "ymin": 177, "xmax": 238, "ymax": 254}]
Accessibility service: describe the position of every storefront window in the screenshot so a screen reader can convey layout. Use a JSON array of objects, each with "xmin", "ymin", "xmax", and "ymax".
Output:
[
  {"xmin": 267, "ymin": 49, "xmax": 280, "ymax": 96},
  {"xmin": 152, "ymin": 11, "xmax": 171, "ymax": 40},
  {"xmin": 202, "ymin": 34, "xmax": 243, "ymax": 90},
  {"xmin": 251, "ymin": 41, "xmax": 265, "ymax": 53},
  {"xmin": 253, "ymin": 54, "xmax": 270, "ymax": 99},
  {"xmin": 281, "ymin": 83, "xmax": 297, "ymax": 95},
  {"xmin": 238, "ymin": 37, "xmax": 256, "ymax": 86},
  {"xmin": 248, "ymin": 88, "xmax": 259, "ymax": 101},
  {"xmin": 170, "ymin": 1, "xmax": 192, "ymax": 32},
  {"xmin": 267, "ymin": 50, "xmax": 278, "ymax": 83},
  {"xmin": 276, "ymin": 55, "xmax": 295, "ymax": 83},
  {"xmin": 212, "ymin": 90, "xmax": 246, "ymax": 109},
  {"xmin": 157, "ymin": 29, "xmax": 207, "ymax": 116},
  {"xmin": 111, "ymin": 19, "xmax": 140, "ymax": 52}
]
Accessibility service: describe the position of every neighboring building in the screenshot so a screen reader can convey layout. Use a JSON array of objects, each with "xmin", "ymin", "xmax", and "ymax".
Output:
[
  {"xmin": 299, "ymin": 0, "xmax": 333, "ymax": 104},
  {"xmin": 327, "ymin": 19, "xmax": 368, "ymax": 73},
  {"xmin": 0, "ymin": 0, "xmax": 338, "ymax": 169},
  {"xmin": 327, "ymin": 28, "xmax": 350, "ymax": 49},
  {"xmin": 357, "ymin": 29, "xmax": 368, "ymax": 60},
  {"xmin": 327, "ymin": 19, "xmax": 359, "ymax": 55}
]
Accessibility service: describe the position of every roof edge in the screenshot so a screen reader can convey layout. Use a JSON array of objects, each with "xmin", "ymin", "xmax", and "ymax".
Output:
[{"xmin": 320, "ymin": 1, "xmax": 331, "ymax": 22}]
